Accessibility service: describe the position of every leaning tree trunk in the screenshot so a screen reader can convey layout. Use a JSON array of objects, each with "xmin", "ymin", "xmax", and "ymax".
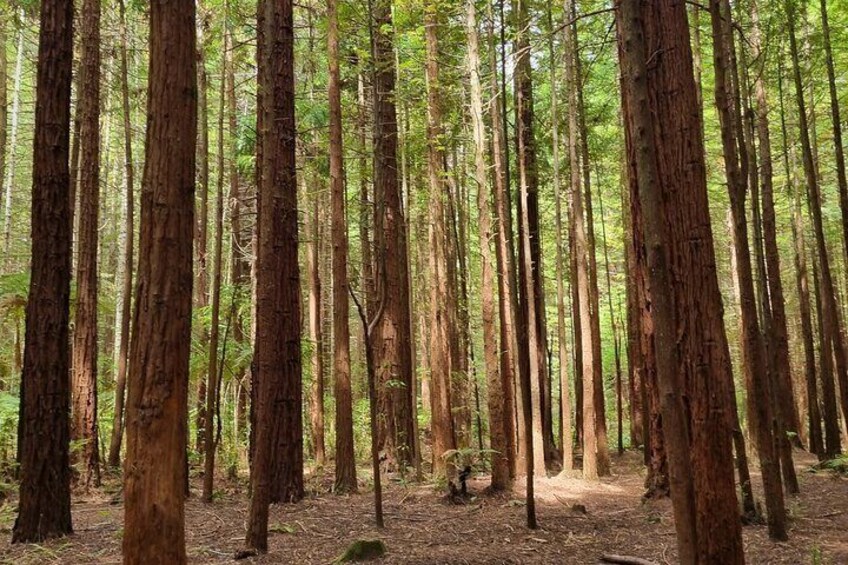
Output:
[
  {"xmin": 778, "ymin": 66, "xmax": 824, "ymax": 458},
  {"xmin": 12, "ymin": 0, "xmax": 74, "ymax": 544},
  {"xmin": 122, "ymin": 0, "xmax": 196, "ymax": 562}
]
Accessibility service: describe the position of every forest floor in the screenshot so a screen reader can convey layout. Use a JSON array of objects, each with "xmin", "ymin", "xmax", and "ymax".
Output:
[{"xmin": 0, "ymin": 450, "xmax": 846, "ymax": 564}]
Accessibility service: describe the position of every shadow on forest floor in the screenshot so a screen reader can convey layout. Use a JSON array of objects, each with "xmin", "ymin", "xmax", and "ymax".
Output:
[{"xmin": 0, "ymin": 450, "xmax": 846, "ymax": 563}]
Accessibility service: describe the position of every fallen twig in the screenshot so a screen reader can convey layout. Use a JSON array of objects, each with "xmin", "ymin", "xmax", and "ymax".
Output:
[{"xmin": 599, "ymin": 554, "xmax": 659, "ymax": 565}]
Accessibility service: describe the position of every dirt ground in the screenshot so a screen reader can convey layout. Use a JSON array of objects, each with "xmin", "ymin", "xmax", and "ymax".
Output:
[{"xmin": 1, "ymin": 450, "xmax": 845, "ymax": 564}]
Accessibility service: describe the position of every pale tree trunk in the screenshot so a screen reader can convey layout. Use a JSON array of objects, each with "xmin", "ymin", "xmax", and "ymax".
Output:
[
  {"xmin": 2, "ymin": 14, "xmax": 24, "ymax": 263},
  {"xmin": 305, "ymin": 8, "xmax": 325, "ymax": 468},
  {"xmin": 0, "ymin": 10, "xmax": 7, "ymax": 241},
  {"xmin": 71, "ymin": 0, "xmax": 102, "ymax": 489},
  {"xmin": 107, "ymin": 0, "xmax": 136, "ymax": 468},
  {"xmin": 572, "ymin": 16, "xmax": 610, "ymax": 474}
]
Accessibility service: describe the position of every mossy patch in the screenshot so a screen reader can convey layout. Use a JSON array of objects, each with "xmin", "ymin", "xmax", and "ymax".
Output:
[{"xmin": 334, "ymin": 539, "xmax": 386, "ymax": 562}]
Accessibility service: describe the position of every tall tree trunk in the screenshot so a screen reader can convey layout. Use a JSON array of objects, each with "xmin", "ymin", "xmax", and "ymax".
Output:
[
  {"xmin": 598, "ymin": 179, "xmax": 623, "ymax": 455},
  {"xmin": 563, "ymin": 0, "xmax": 596, "ymax": 481},
  {"xmin": 820, "ymin": 0, "xmax": 848, "ymax": 302},
  {"xmin": 547, "ymin": 3, "xmax": 573, "ymax": 473},
  {"xmin": 246, "ymin": 0, "xmax": 302, "ymax": 552},
  {"xmin": 778, "ymin": 64, "xmax": 824, "ymax": 458},
  {"xmin": 787, "ymin": 0, "xmax": 848, "ymax": 456},
  {"xmin": 572, "ymin": 16, "xmax": 610, "ymax": 474},
  {"xmin": 486, "ymin": 0, "xmax": 517, "ymax": 479},
  {"xmin": 202, "ymin": 22, "xmax": 229, "ymax": 502},
  {"xmin": 328, "ymin": 0, "xmax": 356, "ymax": 494},
  {"xmin": 747, "ymin": 0, "xmax": 801, "ymax": 493},
  {"xmin": 709, "ymin": 0, "xmax": 787, "ymax": 540},
  {"xmin": 619, "ymin": 0, "xmax": 746, "ymax": 559},
  {"xmin": 466, "ymin": 0, "xmax": 508, "ymax": 490},
  {"xmin": 425, "ymin": 3, "xmax": 457, "ymax": 481},
  {"xmin": 2, "ymin": 16, "xmax": 24, "ymax": 263},
  {"xmin": 122, "ymin": 0, "xmax": 196, "ymax": 561},
  {"xmin": 0, "ymin": 11, "xmax": 7, "ymax": 250},
  {"xmin": 195, "ymin": 13, "xmax": 210, "ymax": 455},
  {"xmin": 71, "ymin": 0, "xmax": 101, "ymax": 489},
  {"xmin": 12, "ymin": 0, "xmax": 74, "ymax": 544},
  {"xmin": 514, "ymin": 0, "xmax": 548, "ymax": 477},
  {"xmin": 107, "ymin": 0, "xmax": 136, "ymax": 469},
  {"xmin": 306, "ymin": 181, "xmax": 324, "ymax": 466},
  {"xmin": 370, "ymin": 0, "xmax": 416, "ymax": 471}
]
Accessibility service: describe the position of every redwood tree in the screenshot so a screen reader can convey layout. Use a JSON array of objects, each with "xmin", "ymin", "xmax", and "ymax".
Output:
[
  {"xmin": 71, "ymin": 0, "xmax": 101, "ymax": 488},
  {"xmin": 245, "ymin": 0, "xmax": 302, "ymax": 551},
  {"xmin": 618, "ymin": 0, "xmax": 746, "ymax": 559},
  {"xmin": 13, "ymin": 0, "xmax": 74, "ymax": 543},
  {"xmin": 328, "ymin": 0, "xmax": 357, "ymax": 494},
  {"xmin": 370, "ymin": 0, "xmax": 416, "ymax": 471},
  {"xmin": 122, "ymin": 0, "xmax": 196, "ymax": 562}
]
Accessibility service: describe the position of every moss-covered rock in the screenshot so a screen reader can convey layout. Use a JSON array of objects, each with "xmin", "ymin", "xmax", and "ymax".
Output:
[{"xmin": 334, "ymin": 539, "xmax": 387, "ymax": 562}]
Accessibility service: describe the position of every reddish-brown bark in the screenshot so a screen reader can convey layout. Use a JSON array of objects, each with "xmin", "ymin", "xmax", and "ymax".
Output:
[{"xmin": 13, "ymin": 0, "xmax": 74, "ymax": 543}]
